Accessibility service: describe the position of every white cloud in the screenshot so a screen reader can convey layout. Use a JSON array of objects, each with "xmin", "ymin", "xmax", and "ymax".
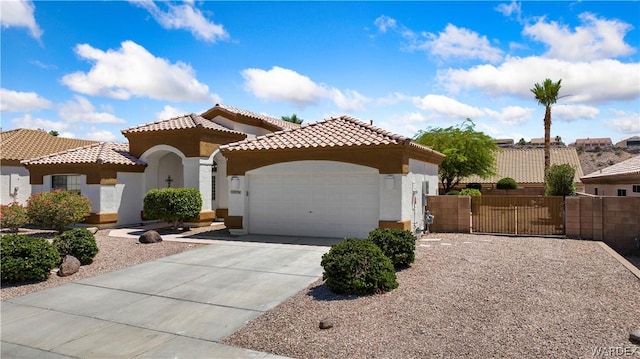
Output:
[
  {"xmin": 130, "ymin": 0, "xmax": 228, "ymax": 42},
  {"xmin": 412, "ymin": 24, "xmax": 504, "ymax": 63},
  {"xmin": 495, "ymin": 1, "xmax": 522, "ymax": 21},
  {"xmin": 376, "ymin": 17, "xmax": 502, "ymax": 63},
  {"xmin": 58, "ymin": 96, "xmax": 126, "ymax": 124},
  {"xmin": 241, "ymin": 66, "xmax": 370, "ymax": 111},
  {"xmin": 0, "ymin": 0, "xmax": 42, "ymax": 40},
  {"xmin": 61, "ymin": 41, "xmax": 217, "ymax": 103},
  {"xmin": 439, "ymin": 56, "xmax": 640, "ymax": 104},
  {"xmin": 376, "ymin": 92, "xmax": 411, "ymax": 106},
  {"xmin": 10, "ymin": 114, "xmax": 69, "ymax": 132},
  {"xmin": 155, "ymin": 105, "xmax": 185, "ymax": 120},
  {"xmin": 553, "ymin": 104, "xmax": 599, "ymax": 122},
  {"xmin": 412, "ymin": 94, "xmax": 485, "ymax": 119},
  {"xmin": 374, "ymin": 15, "xmax": 396, "ymax": 33},
  {"xmin": 85, "ymin": 128, "xmax": 118, "ymax": 142},
  {"xmin": 604, "ymin": 110, "xmax": 640, "ymax": 134},
  {"xmin": 523, "ymin": 12, "xmax": 635, "ymax": 61},
  {"xmin": 0, "ymin": 88, "xmax": 51, "ymax": 112},
  {"xmin": 484, "ymin": 106, "xmax": 534, "ymax": 125}
]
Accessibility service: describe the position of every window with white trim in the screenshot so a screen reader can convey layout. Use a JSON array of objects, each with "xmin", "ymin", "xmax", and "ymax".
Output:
[
  {"xmin": 633, "ymin": 185, "xmax": 640, "ymax": 193},
  {"xmin": 617, "ymin": 189, "xmax": 627, "ymax": 197},
  {"xmin": 52, "ymin": 175, "xmax": 81, "ymax": 194}
]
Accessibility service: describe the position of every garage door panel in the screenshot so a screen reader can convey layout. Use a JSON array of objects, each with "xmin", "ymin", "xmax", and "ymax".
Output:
[{"xmin": 248, "ymin": 172, "xmax": 379, "ymax": 238}]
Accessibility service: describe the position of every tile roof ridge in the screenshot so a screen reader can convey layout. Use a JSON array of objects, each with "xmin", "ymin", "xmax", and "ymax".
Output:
[
  {"xmin": 334, "ymin": 115, "xmax": 412, "ymax": 144},
  {"xmin": 122, "ymin": 114, "xmax": 191, "ymax": 133},
  {"xmin": 22, "ymin": 141, "xmax": 103, "ymax": 164}
]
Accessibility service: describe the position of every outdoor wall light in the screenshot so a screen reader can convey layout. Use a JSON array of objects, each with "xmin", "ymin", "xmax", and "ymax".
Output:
[
  {"xmin": 231, "ymin": 176, "xmax": 240, "ymax": 190},
  {"xmin": 385, "ymin": 175, "xmax": 395, "ymax": 190}
]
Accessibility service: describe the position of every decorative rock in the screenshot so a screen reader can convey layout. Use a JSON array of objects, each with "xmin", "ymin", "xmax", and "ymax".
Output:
[
  {"xmin": 58, "ymin": 255, "xmax": 81, "ymax": 277},
  {"xmin": 319, "ymin": 318, "xmax": 333, "ymax": 329},
  {"xmin": 630, "ymin": 329, "xmax": 640, "ymax": 343},
  {"xmin": 139, "ymin": 230, "xmax": 163, "ymax": 244},
  {"xmin": 87, "ymin": 227, "xmax": 99, "ymax": 234}
]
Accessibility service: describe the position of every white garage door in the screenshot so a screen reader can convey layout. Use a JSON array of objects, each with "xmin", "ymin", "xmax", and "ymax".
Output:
[{"xmin": 248, "ymin": 171, "xmax": 379, "ymax": 238}]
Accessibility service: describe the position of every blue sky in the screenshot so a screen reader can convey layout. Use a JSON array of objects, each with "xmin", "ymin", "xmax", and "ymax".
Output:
[{"xmin": 1, "ymin": 1, "xmax": 639, "ymax": 145}]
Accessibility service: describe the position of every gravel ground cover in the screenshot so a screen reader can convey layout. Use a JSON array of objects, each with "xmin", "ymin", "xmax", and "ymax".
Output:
[
  {"xmin": 222, "ymin": 233, "xmax": 640, "ymax": 358},
  {"xmin": 0, "ymin": 228, "xmax": 204, "ymax": 301}
]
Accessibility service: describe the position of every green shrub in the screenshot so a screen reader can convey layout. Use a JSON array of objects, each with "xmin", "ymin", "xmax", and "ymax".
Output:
[
  {"xmin": 26, "ymin": 190, "xmax": 91, "ymax": 233},
  {"xmin": 368, "ymin": 228, "xmax": 415, "ymax": 268},
  {"xmin": 465, "ymin": 183, "xmax": 482, "ymax": 190},
  {"xmin": 446, "ymin": 190, "xmax": 460, "ymax": 195},
  {"xmin": 1, "ymin": 203, "xmax": 28, "ymax": 232},
  {"xmin": 459, "ymin": 188, "xmax": 482, "ymax": 196},
  {"xmin": 321, "ymin": 238, "xmax": 398, "ymax": 295},
  {"xmin": 52, "ymin": 228, "xmax": 99, "ymax": 265},
  {"xmin": 545, "ymin": 164, "xmax": 576, "ymax": 196},
  {"xmin": 143, "ymin": 188, "xmax": 202, "ymax": 230},
  {"xmin": 496, "ymin": 177, "xmax": 518, "ymax": 190},
  {"xmin": 1, "ymin": 234, "xmax": 60, "ymax": 283}
]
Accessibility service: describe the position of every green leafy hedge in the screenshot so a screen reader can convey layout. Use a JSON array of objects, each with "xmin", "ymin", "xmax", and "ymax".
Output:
[
  {"xmin": 52, "ymin": 228, "xmax": 99, "ymax": 265},
  {"xmin": 368, "ymin": 228, "xmax": 416, "ymax": 268},
  {"xmin": 1, "ymin": 203, "xmax": 28, "ymax": 232},
  {"xmin": 26, "ymin": 190, "xmax": 91, "ymax": 233},
  {"xmin": 321, "ymin": 238, "xmax": 398, "ymax": 295},
  {"xmin": 1, "ymin": 234, "xmax": 60, "ymax": 283},
  {"xmin": 143, "ymin": 188, "xmax": 202, "ymax": 230}
]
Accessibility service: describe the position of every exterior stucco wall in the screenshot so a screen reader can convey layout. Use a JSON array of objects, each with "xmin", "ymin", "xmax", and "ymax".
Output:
[
  {"xmin": 116, "ymin": 172, "xmax": 145, "ymax": 225},
  {"xmin": 583, "ymin": 183, "xmax": 640, "ymax": 197},
  {"xmin": 0, "ymin": 166, "xmax": 31, "ymax": 205}
]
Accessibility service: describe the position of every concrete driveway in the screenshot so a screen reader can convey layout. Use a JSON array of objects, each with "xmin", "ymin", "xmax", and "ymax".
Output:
[{"xmin": 1, "ymin": 237, "xmax": 336, "ymax": 358}]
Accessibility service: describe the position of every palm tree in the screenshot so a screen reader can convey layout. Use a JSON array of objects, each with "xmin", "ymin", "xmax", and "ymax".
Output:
[
  {"xmin": 531, "ymin": 78, "xmax": 562, "ymax": 173},
  {"xmin": 281, "ymin": 114, "xmax": 303, "ymax": 124}
]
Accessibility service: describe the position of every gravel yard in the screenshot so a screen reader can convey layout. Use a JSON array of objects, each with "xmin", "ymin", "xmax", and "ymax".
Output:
[
  {"xmin": 222, "ymin": 233, "xmax": 640, "ymax": 358},
  {"xmin": 0, "ymin": 228, "xmax": 204, "ymax": 301}
]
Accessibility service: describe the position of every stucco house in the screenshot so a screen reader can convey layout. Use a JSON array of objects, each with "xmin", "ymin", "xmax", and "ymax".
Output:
[
  {"xmin": 0, "ymin": 129, "xmax": 98, "ymax": 205},
  {"xmin": 461, "ymin": 147, "xmax": 584, "ymax": 195},
  {"xmin": 581, "ymin": 155, "xmax": 640, "ymax": 197},
  {"xmin": 13, "ymin": 104, "xmax": 444, "ymax": 238}
]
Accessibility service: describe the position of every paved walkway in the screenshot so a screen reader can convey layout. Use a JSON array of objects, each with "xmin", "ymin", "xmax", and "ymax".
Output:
[{"xmin": 1, "ymin": 230, "xmax": 338, "ymax": 358}]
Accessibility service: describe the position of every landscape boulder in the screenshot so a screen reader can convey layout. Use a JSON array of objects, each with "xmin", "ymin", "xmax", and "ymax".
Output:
[
  {"xmin": 139, "ymin": 230, "xmax": 163, "ymax": 244},
  {"xmin": 319, "ymin": 317, "xmax": 334, "ymax": 329},
  {"xmin": 630, "ymin": 329, "xmax": 640, "ymax": 344},
  {"xmin": 58, "ymin": 255, "xmax": 81, "ymax": 277}
]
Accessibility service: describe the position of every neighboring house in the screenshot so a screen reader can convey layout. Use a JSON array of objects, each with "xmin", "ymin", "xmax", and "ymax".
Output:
[
  {"xmin": 581, "ymin": 155, "xmax": 640, "ymax": 197},
  {"xmin": 494, "ymin": 139, "xmax": 514, "ymax": 147},
  {"xmin": 461, "ymin": 147, "xmax": 584, "ymax": 194},
  {"xmin": 15, "ymin": 104, "xmax": 445, "ymax": 238},
  {"xmin": 0, "ymin": 129, "xmax": 98, "ymax": 205},
  {"xmin": 569, "ymin": 138, "xmax": 612, "ymax": 148},
  {"xmin": 529, "ymin": 137, "xmax": 564, "ymax": 147},
  {"xmin": 615, "ymin": 136, "xmax": 640, "ymax": 148}
]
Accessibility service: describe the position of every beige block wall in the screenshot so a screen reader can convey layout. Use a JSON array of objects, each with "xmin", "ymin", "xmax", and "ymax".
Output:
[{"xmin": 426, "ymin": 196, "xmax": 471, "ymax": 233}]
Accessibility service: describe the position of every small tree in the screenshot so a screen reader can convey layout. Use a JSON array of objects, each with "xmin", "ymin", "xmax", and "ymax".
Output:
[
  {"xmin": 26, "ymin": 190, "xmax": 91, "ymax": 233},
  {"xmin": 496, "ymin": 177, "xmax": 518, "ymax": 190},
  {"xmin": 414, "ymin": 119, "xmax": 497, "ymax": 193},
  {"xmin": 143, "ymin": 188, "xmax": 202, "ymax": 230},
  {"xmin": 545, "ymin": 164, "xmax": 576, "ymax": 196},
  {"xmin": 281, "ymin": 114, "xmax": 303, "ymax": 124}
]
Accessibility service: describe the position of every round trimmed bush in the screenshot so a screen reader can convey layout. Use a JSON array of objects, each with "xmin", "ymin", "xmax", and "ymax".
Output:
[
  {"xmin": 52, "ymin": 228, "xmax": 99, "ymax": 265},
  {"xmin": 459, "ymin": 188, "xmax": 482, "ymax": 196},
  {"xmin": 321, "ymin": 238, "xmax": 398, "ymax": 295},
  {"xmin": 496, "ymin": 177, "xmax": 518, "ymax": 190},
  {"xmin": 368, "ymin": 228, "xmax": 415, "ymax": 268},
  {"xmin": 1, "ymin": 234, "xmax": 59, "ymax": 283},
  {"xmin": 143, "ymin": 188, "xmax": 202, "ymax": 230},
  {"xmin": 26, "ymin": 190, "xmax": 91, "ymax": 233}
]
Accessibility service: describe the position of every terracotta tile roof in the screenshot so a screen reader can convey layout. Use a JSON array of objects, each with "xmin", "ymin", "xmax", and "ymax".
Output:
[
  {"xmin": 581, "ymin": 154, "xmax": 640, "ymax": 180},
  {"xmin": 464, "ymin": 147, "xmax": 584, "ymax": 184},
  {"xmin": 1, "ymin": 129, "xmax": 98, "ymax": 162},
  {"xmin": 22, "ymin": 142, "xmax": 146, "ymax": 167},
  {"xmin": 206, "ymin": 103, "xmax": 301, "ymax": 131},
  {"xmin": 121, "ymin": 113, "xmax": 244, "ymax": 135},
  {"xmin": 220, "ymin": 115, "xmax": 443, "ymax": 156}
]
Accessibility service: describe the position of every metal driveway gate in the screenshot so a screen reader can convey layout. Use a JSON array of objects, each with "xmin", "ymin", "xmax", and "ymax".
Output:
[{"xmin": 471, "ymin": 196, "xmax": 565, "ymax": 236}]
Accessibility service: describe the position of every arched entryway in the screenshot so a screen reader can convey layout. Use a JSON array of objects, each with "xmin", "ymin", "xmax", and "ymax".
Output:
[{"xmin": 140, "ymin": 145, "xmax": 186, "ymax": 194}]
